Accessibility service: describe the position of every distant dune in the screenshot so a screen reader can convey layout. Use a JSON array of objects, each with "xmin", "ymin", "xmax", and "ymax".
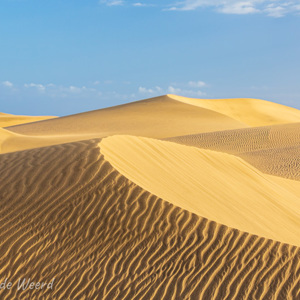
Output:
[
  {"xmin": 6, "ymin": 95, "xmax": 247, "ymax": 137},
  {"xmin": 169, "ymin": 94, "xmax": 300, "ymax": 126},
  {"xmin": 0, "ymin": 112, "xmax": 55, "ymax": 127},
  {"xmin": 166, "ymin": 122, "xmax": 300, "ymax": 180},
  {"xmin": 0, "ymin": 95, "xmax": 300, "ymax": 299}
]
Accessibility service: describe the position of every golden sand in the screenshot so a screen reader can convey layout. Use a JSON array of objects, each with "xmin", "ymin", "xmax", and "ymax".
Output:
[
  {"xmin": 169, "ymin": 94, "xmax": 300, "ymax": 126},
  {"xmin": 100, "ymin": 135, "xmax": 300, "ymax": 246},
  {"xmin": 0, "ymin": 95, "xmax": 299, "ymax": 299},
  {"xmin": 0, "ymin": 112, "xmax": 55, "ymax": 127}
]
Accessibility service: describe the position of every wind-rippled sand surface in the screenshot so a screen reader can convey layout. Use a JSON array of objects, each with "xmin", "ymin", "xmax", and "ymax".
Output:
[
  {"xmin": 166, "ymin": 123, "xmax": 300, "ymax": 180},
  {"xmin": 1, "ymin": 95, "xmax": 300, "ymax": 299}
]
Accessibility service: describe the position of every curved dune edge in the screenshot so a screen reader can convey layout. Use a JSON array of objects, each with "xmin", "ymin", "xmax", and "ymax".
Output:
[
  {"xmin": 168, "ymin": 94, "xmax": 300, "ymax": 126},
  {"xmin": 100, "ymin": 135, "xmax": 300, "ymax": 246},
  {"xmin": 0, "ymin": 140, "xmax": 299, "ymax": 299}
]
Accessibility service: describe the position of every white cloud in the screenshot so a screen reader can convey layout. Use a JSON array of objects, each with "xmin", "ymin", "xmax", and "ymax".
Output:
[
  {"xmin": 138, "ymin": 86, "xmax": 163, "ymax": 94},
  {"xmin": 100, "ymin": 0, "xmax": 124, "ymax": 6},
  {"xmin": 168, "ymin": 86, "xmax": 182, "ymax": 94},
  {"xmin": 188, "ymin": 81, "xmax": 206, "ymax": 88},
  {"xmin": 219, "ymin": 2, "xmax": 259, "ymax": 14},
  {"xmin": 69, "ymin": 85, "xmax": 83, "ymax": 93},
  {"xmin": 24, "ymin": 83, "xmax": 46, "ymax": 92},
  {"xmin": 138, "ymin": 81, "xmax": 208, "ymax": 97},
  {"xmin": 133, "ymin": 2, "xmax": 151, "ymax": 6},
  {"xmin": 2, "ymin": 81, "xmax": 13, "ymax": 88},
  {"xmin": 264, "ymin": 4, "xmax": 287, "ymax": 17},
  {"xmin": 67, "ymin": 85, "xmax": 97, "ymax": 93},
  {"xmin": 22, "ymin": 83, "xmax": 99, "ymax": 96},
  {"xmin": 169, "ymin": 0, "xmax": 300, "ymax": 16},
  {"xmin": 168, "ymin": 86, "xmax": 206, "ymax": 97}
]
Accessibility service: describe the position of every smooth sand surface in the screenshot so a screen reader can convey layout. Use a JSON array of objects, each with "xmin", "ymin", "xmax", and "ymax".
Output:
[
  {"xmin": 6, "ymin": 95, "xmax": 248, "ymax": 137},
  {"xmin": 169, "ymin": 94, "xmax": 300, "ymax": 126},
  {"xmin": 0, "ymin": 112, "xmax": 55, "ymax": 127},
  {"xmin": 100, "ymin": 135, "xmax": 300, "ymax": 246},
  {"xmin": 1, "ymin": 95, "xmax": 300, "ymax": 299}
]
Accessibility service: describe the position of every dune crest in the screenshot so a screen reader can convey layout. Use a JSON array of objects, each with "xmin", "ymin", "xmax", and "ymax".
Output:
[
  {"xmin": 6, "ymin": 95, "xmax": 247, "ymax": 138},
  {"xmin": 101, "ymin": 135, "xmax": 300, "ymax": 246},
  {"xmin": 168, "ymin": 94, "xmax": 300, "ymax": 126},
  {"xmin": 0, "ymin": 140, "xmax": 299, "ymax": 299}
]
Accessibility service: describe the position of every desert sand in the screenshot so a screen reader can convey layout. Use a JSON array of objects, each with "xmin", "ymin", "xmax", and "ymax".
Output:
[
  {"xmin": 0, "ymin": 95, "xmax": 299, "ymax": 299},
  {"xmin": 0, "ymin": 112, "xmax": 55, "ymax": 127}
]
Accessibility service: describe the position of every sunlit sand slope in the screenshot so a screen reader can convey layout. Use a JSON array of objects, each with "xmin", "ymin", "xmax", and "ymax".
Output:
[
  {"xmin": 0, "ymin": 140, "xmax": 299, "ymax": 300},
  {"xmin": 268, "ymin": 175, "xmax": 300, "ymax": 198},
  {"xmin": 169, "ymin": 94, "xmax": 300, "ymax": 126},
  {"xmin": 101, "ymin": 135, "xmax": 300, "ymax": 246},
  {"xmin": 167, "ymin": 123, "xmax": 300, "ymax": 180},
  {"xmin": 6, "ymin": 95, "xmax": 247, "ymax": 138},
  {"xmin": 0, "ymin": 112, "xmax": 55, "ymax": 127}
]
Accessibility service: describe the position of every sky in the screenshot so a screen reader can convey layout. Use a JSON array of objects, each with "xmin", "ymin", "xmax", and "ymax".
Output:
[{"xmin": 1, "ymin": 0, "xmax": 300, "ymax": 116}]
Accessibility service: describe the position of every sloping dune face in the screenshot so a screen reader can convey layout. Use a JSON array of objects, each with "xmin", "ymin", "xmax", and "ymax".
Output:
[
  {"xmin": 101, "ymin": 135, "xmax": 300, "ymax": 246},
  {"xmin": 6, "ymin": 95, "xmax": 247, "ymax": 138},
  {"xmin": 169, "ymin": 94, "xmax": 300, "ymax": 126},
  {"xmin": 0, "ymin": 112, "xmax": 55, "ymax": 127},
  {"xmin": 167, "ymin": 122, "xmax": 300, "ymax": 180},
  {"xmin": 0, "ymin": 113, "xmax": 58, "ymax": 154},
  {"xmin": 0, "ymin": 140, "xmax": 299, "ymax": 300}
]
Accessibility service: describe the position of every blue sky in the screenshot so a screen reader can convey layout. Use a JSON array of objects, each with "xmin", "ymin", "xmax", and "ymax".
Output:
[{"xmin": 1, "ymin": 0, "xmax": 300, "ymax": 116}]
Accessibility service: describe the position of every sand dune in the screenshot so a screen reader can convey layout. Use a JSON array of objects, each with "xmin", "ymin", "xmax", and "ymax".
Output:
[
  {"xmin": 1, "ymin": 95, "xmax": 300, "ymax": 299},
  {"xmin": 0, "ymin": 113, "xmax": 61, "ymax": 153},
  {"xmin": 101, "ymin": 135, "xmax": 300, "ymax": 246},
  {"xmin": 169, "ymin": 94, "xmax": 300, "ymax": 126},
  {"xmin": 0, "ymin": 112, "xmax": 55, "ymax": 127},
  {"xmin": 0, "ymin": 140, "xmax": 299, "ymax": 299},
  {"xmin": 0, "ymin": 96, "xmax": 248, "ymax": 154},
  {"xmin": 6, "ymin": 95, "xmax": 247, "ymax": 138},
  {"xmin": 167, "ymin": 122, "xmax": 300, "ymax": 180},
  {"xmin": 0, "ymin": 127, "xmax": 100, "ymax": 154}
]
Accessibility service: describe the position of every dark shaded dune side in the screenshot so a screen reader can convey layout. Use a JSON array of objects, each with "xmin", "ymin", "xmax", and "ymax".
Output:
[
  {"xmin": 166, "ymin": 123, "xmax": 300, "ymax": 180},
  {"xmin": 0, "ymin": 140, "xmax": 299, "ymax": 299}
]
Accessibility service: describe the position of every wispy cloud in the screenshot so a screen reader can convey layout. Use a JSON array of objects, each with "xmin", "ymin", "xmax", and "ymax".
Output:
[
  {"xmin": 100, "ymin": 0, "xmax": 124, "ymax": 6},
  {"xmin": 168, "ymin": 0, "xmax": 300, "ymax": 16},
  {"xmin": 24, "ymin": 83, "xmax": 47, "ymax": 92},
  {"xmin": 1, "ymin": 80, "xmax": 208, "ymax": 105},
  {"xmin": 167, "ymin": 86, "xmax": 206, "ymax": 97},
  {"xmin": 2, "ymin": 81, "xmax": 13, "ymax": 88},
  {"xmin": 1, "ymin": 81, "xmax": 137, "ymax": 103},
  {"xmin": 138, "ymin": 80, "xmax": 208, "ymax": 97},
  {"xmin": 188, "ymin": 81, "xmax": 206, "ymax": 88},
  {"xmin": 138, "ymin": 86, "xmax": 163, "ymax": 94},
  {"xmin": 133, "ymin": 2, "xmax": 154, "ymax": 7}
]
